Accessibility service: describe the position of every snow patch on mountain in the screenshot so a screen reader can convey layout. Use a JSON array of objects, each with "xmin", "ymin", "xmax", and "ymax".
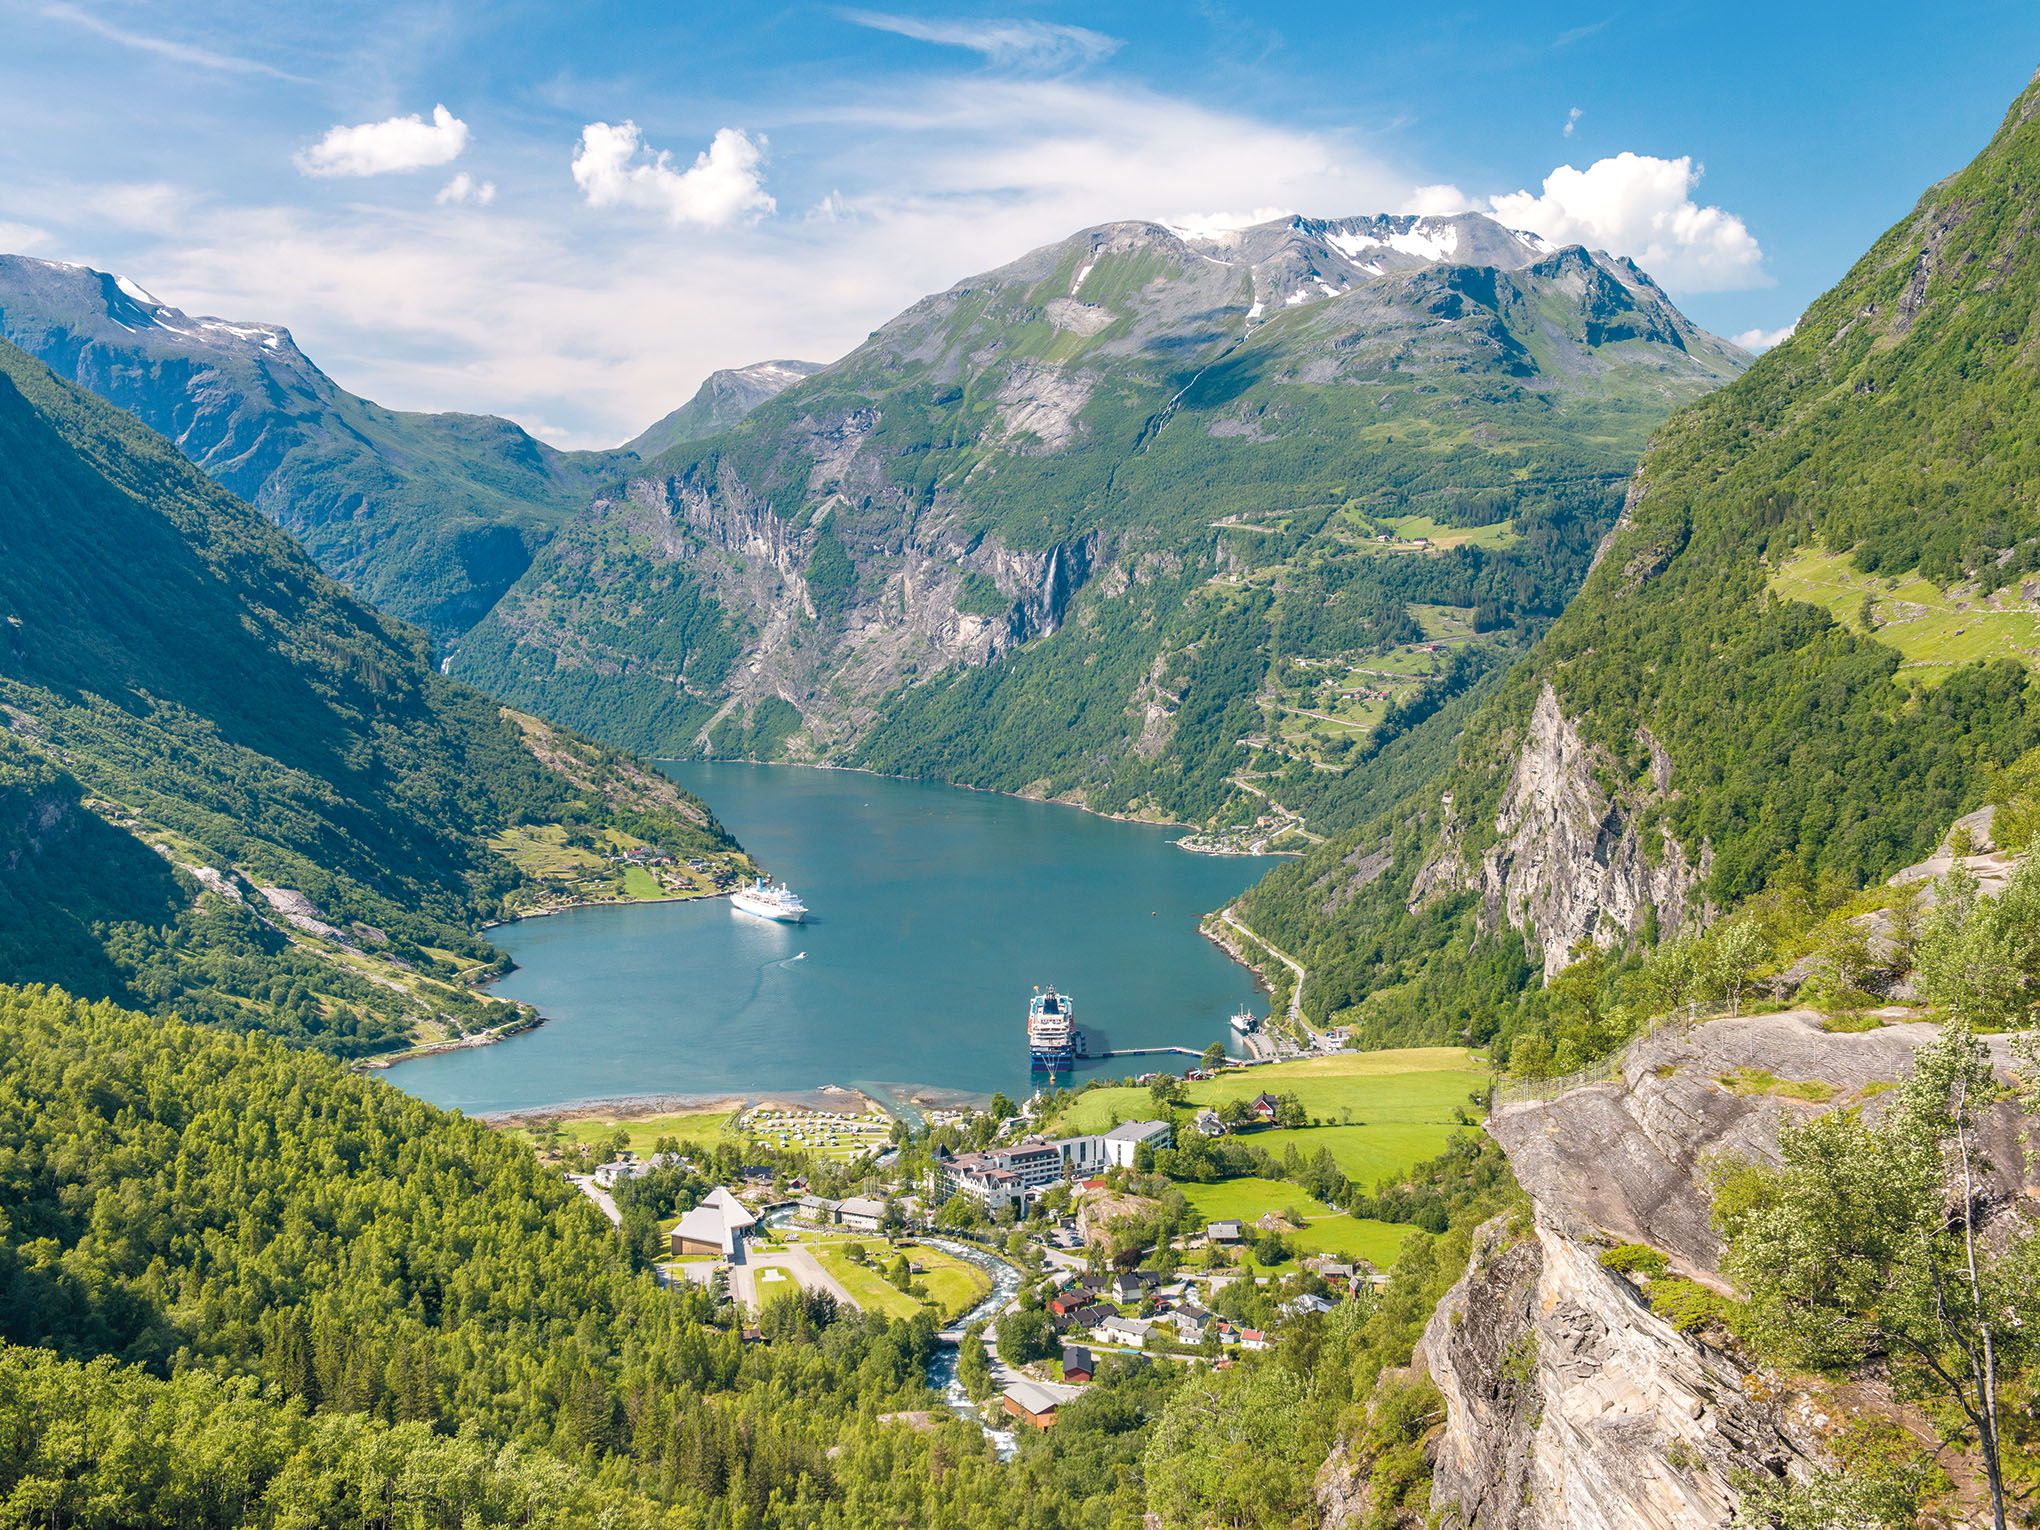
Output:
[{"xmin": 113, "ymin": 273, "xmax": 162, "ymax": 307}]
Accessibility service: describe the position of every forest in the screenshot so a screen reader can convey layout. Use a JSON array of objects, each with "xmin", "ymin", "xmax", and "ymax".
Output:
[{"xmin": 0, "ymin": 984, "xmax": 1521, "ymax": 1529}]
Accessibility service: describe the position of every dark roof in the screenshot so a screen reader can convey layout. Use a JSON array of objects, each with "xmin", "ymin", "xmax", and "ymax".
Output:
[
  {"xmin": 1062, "ymin": 1345, "xmax": 1094, "ymax": 1371},
  {"xmin": 1075, "ymin": 1302, "xmax": 1117, "ymax": 1324}
]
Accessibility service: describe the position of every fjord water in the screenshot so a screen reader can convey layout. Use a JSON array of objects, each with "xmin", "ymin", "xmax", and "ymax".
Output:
[{"xmin": 396, "ymin": 763, "xmax": 1281, "ymax": 1114}]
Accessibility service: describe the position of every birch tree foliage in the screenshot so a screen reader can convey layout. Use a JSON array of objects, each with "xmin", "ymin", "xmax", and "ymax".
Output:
[{"xmin": 1717, "ymin": 1020, "xmax": 2035, "ymax": 1528}]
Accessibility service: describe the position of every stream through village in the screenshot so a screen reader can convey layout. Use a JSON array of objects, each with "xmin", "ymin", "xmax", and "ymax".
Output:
[
  {"xmin": 761, "ymin": 1209, "xmax": 1026, "ymax": 1457},
  {"xmin": 922, "ymin": 1237, "xmax": 1026, "ymax": 1459}
]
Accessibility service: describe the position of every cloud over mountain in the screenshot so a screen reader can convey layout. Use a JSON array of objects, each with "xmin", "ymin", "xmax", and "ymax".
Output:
[
  {"xmin": 571, "ymin": 123, "xmax": 775, "ymax": 226},
  {"xmin": 1488, "ymin": 152, "xmax": 1766, "ymax": 291}
]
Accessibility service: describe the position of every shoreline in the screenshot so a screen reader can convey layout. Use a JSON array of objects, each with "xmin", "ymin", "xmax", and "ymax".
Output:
[
  {"xmin": 478, "ymin": 1084, "xmax": 888, "ymax": 1129},
  {"xmin": 400, "ymin": 758, "xmax": 1282, "ymax": 1094},
  {"xmin": 479, "ymin": 885, "xmax": 735, "ymax": 933},
  {"xmin": 666, "ymin": 756, "xmax": 1283, "ymax": 851}
]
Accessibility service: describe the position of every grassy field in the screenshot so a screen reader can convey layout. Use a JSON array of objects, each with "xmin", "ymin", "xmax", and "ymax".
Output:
[
  {"xmin": 1049, "ymin": 1047, "xmax": 1485, "ymax": 1180},
  {"xmin": 1378, "ymin": 514, "xmax": 1519, "ymax": 552},
  {"xmin": 1178, "ymin": 1180, "xmax": 1416, "ymax": 1270},
  {"xmin": 1407, "ymin": 604, "xmax": 1479, "ymax": 643},
  {"xmin": 1286, "ymin": 1217, "xmax": 1416, "ymax": 1269},
  {"xmin": 811, "ymin": 1246, "xmax": 923, "ymax": 1320},
  {"xmin": 1050, "ymin": 1050, "xmax": 1483, "ymax": 1262},
  {"xmin": 1180, "ymin": 1179, "xmax": 1331, "ymax": 1223},
  {"xmin": 1768, "ymin": 547, "xmax": 2040, "ymax": 681},
  {"xmin": 909, "ymin": 1245, "xmax": 994, "ymax": 1321},
  {"xmin": 803, "ymin": 1239, "xmax": 992, "ymax": 1322},
  {"xmin": 504, "ymin": 1105, "xmax": 737, "ymax": 1157},
  {"xmin": 487, "ymin": 824, "xmax": 740, "ymax": 908}
]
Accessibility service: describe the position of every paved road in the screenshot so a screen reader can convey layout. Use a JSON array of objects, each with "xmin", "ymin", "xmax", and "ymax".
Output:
[
  {"xmin": 568, "ymin": 1176, "xmax": 622, "ymax": 1227},
  {"xmin": 1221, "ymin": 909, "xmax": 1309, "ymax": 1029}
]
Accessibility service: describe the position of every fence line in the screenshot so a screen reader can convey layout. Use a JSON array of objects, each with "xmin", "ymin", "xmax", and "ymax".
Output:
[{"xmin": 1489, "ymin": 999, "xmax": 1735, "ymax": 1108}]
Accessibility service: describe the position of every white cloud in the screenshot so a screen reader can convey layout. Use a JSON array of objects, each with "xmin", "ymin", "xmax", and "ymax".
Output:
[
  {"xmin": 0, "ymin": 220, "xmax": 50, "ymax": 251},
  {"xmin": 296, "ymin": 106, "xmax": 470, "ymax": 178},
  {"xmin": 571, "ymin": 122, "xmax": 775, "ymax": 226},
  {"xmin": 436, "ymin": 172, "xmax": 495, "ymax": 206},
  {"xmin": 1401, "ymin": 183, "xmax": 1472, "ymax": 216},
  {"xmin": 1166, "ymin": 206, "xmax": 1293, "ymax": 238},
  {"xmin": 1487, "ymin": 152, "xmax": 1766, "ymax": 291},
  {"xmin": 1563, "ymin": 107, "xmax": 1582, "ymax": 138},
  {"xmin": 842, "ymin": 11, "xmax": 1120, "ymax": 70},
  {"xmin": 21, "ymin": 75, "xmax": 1406, "ymax": 446},
  {"xmin": 1732, "ymin": 322, "xmax": 1796, "ymax": 351}
]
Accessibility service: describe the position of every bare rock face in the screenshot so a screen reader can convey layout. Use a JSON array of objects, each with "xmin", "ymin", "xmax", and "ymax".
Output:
[
  {"xmin": 1489, "ymin": 1011, "xmax": 2033, "ymax": 1281},
  {"xmin": 1414, "ymin": 683, "xmax": 1706, "ymax": 978},
  {"xmin": 1422, "ymin": 1012, "xmax": 2035, "ymax": 1529},
  {"xmin": 1422, "ymin": 1220, "xmax": 1805, "ymax": 1530}
]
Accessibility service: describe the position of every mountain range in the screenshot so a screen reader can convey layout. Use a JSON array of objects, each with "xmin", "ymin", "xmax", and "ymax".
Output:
[
  {"xmin": 452, "ymin": 212, "xmax": 1747, "ymax": 830},
  {"xmin": 0, "ymin": 259, "xmax": 818, "ymax": 635}
]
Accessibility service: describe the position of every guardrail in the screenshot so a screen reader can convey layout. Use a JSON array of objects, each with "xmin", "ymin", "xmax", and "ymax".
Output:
[{"xmin": 1489, "ymin": 999, "xmax": 1734, "ymax": 1109}]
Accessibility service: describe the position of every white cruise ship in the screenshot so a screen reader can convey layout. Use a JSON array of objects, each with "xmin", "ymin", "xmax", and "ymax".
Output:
[
  {"xmin": 731, "ymin": 879, "xmax": 808, "ymax": 923},
  {"xmin": 1029, "ymin": 987, "xmax": 1076, "ymax": 1070}
]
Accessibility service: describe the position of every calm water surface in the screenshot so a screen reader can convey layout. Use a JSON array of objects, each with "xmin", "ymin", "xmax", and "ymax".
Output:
[{"xmin": 393, "ymin": 763, "xmax": 1280, "ymax": 1114}]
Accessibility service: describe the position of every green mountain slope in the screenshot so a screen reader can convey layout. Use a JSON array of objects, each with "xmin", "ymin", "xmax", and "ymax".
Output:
[
  {"xmin": 1241, "ymin": 74, "xmax": 2040, "ymax": 1045},
  {"xmin": 0, "ymin": 255, "xmax": 620, "ymax": 634},
  {"xmin": 0, "ymin": 338, "xmax": 739, "ymax": 1054},
  {"xmin": 456, "ymin": 213, "xmax": 1746, "ymax": 832}
]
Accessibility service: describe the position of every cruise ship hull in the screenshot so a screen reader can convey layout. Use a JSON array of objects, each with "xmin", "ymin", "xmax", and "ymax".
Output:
[{"xmin": 731, "ymin": 892, "xmax": 805, "ymax": 923}]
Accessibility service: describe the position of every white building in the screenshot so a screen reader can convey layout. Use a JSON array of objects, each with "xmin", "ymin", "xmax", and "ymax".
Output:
[
  {"xmin": 837, "ymin": 1196, "xmax": 888, "ymax": 1232},
  {"xmin": 1101, "ymin": 1120, "xmax": 1172, "ymax": 1167},
  {"xmin": 1096, "ymin": 1315, "xmax": 1152, "ymax": 1346}
]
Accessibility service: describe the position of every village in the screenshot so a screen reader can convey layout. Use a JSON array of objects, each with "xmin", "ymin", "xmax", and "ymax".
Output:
[{"xmin": 536, "ymin": 1046, "xmax": 1480, "ymax": 1435}]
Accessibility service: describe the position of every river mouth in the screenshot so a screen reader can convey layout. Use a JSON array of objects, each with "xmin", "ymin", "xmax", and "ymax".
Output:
[{"xmin": 395, "ymin": 762, "xmax": 1279, "ymax": 1115}]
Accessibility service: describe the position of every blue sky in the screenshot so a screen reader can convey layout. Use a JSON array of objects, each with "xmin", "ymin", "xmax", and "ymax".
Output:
[{"xmin": 1, "ymin": 1, "xmax": 2034, "ymax": 446}]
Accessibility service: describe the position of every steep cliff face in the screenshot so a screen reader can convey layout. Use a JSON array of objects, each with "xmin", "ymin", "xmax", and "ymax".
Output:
[
  {"xmin": 1412, "ymin": 683, "xmax": 1706, "ymax": 978},
  {"xmin": 460, "ymin": 423, "xmax": 1101, "ymax": 757},
  {"xmin": 1421, "ymin": 1220, "xmax": 1805, "ymax": 1530},
  {"xmin": 1413, "ymin": 1012, "xmax": 2032, "ymax": 1529}
]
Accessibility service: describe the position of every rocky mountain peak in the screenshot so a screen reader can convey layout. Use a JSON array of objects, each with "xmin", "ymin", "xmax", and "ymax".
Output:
[{"xmin": 625, "ymin": 357, "xmax": 826, "ymax": 458}]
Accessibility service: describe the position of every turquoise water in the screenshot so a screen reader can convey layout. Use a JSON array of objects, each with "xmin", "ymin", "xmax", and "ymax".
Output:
[{"xmin": 392, "ymin": 763, "xmax": 1280, "ymax": 1114}]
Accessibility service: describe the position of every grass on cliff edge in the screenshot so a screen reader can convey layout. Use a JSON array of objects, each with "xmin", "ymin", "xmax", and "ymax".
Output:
[{"xmin": 1767, "ymin": 547, "xmax": 2040, "ymax": 681}]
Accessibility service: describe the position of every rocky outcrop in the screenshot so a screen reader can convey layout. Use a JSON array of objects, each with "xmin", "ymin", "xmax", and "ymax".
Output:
[
  {"xmin": 1416, "ymin": 684, "xmax": 1706, "ymax": 978},
  {"xmin": 1420, "ymin": 1012, "xmax": 2035, "ymax": 1529},
  {"xmin": 1422, "ymin": 1220, "xmax": 1805, "ymax": 1530}
]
